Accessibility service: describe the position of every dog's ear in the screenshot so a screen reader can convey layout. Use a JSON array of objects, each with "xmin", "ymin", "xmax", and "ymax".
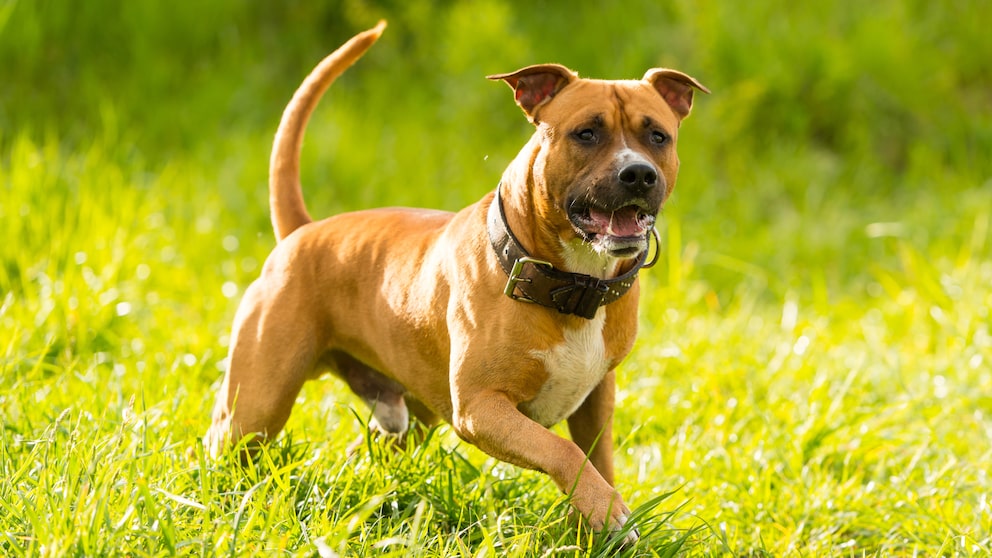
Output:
[
  {"xmin": 488, "ymin": 64, "xmax": 578, "ymax": 122},
  {"xmin": 643, "ymin": 69, "xmax": 710, "ymax": 120}
]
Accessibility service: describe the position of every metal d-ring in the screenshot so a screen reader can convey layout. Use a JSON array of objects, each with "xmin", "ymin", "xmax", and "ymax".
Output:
[{"xmin": 641, "ymin": 227, "xmax": 662, "ymax": 269}]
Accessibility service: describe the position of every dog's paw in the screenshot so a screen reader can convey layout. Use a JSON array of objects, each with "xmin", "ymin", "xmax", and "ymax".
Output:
[
  {"xmin": 601, "ymin": 501, "xmax": 640, "ymax": 546},
  {"xmin": 613, "ymin": 513, "xmax": 640, "ymax": 546},
  {"xmin": 573, "ymin": 485, "xmax": 639, "ymax": 543}
]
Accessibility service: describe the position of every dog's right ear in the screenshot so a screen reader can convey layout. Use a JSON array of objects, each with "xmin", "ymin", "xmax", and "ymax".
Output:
[{"xmin": 488, "ymin": 64, "xmax": 578, "ymax": 123}]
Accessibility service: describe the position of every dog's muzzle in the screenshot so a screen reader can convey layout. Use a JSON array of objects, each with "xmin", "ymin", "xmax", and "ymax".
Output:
[{"xmin": 566, "ymin": 162, "xmax": 664, "ymax": 257}]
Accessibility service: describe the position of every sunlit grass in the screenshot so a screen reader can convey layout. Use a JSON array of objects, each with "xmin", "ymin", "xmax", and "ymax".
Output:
[{"xmin": 3, "ymin": 120, "xmax": 990, "ymax": 557}]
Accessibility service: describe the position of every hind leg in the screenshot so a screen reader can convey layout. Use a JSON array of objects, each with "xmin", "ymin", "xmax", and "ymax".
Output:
[
  {"xmin": 205, "ymin": 280, "xmax": 319, "ymax": 457},
  {"xmin": 328, "ymin": 351, "xmax": 410, "ymax": 436}
]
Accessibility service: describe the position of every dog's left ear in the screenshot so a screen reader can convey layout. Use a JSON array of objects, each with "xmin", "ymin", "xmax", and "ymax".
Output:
[
  {"xmin": 488, "ymin": 64, "xmax": 578, "ymax": 122},
  {"xmin": 643, "ymin": 69, "xmax": 710, "ymax": 120}
]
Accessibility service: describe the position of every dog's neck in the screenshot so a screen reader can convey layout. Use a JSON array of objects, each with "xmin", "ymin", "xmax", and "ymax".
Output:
[
  {"xmin": 498, "ymin": 183, "xmax": 635, "ymax": 280},
  {"xmin": 487, "ymin": 183, "xmax": 647, "ymax": 319},
  {"xmin": 558, "ymin": 238, "xmax": 624, "ymax": 280}
]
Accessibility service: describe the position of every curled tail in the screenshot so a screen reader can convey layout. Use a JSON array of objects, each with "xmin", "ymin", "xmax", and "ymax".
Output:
[{"xmin": 269, "ymin": 20, "xmax": 387, "ymax": 241}]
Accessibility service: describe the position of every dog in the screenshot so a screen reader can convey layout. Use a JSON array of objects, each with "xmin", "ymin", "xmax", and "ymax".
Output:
[{"xmin": 205, "ymin": 20, "xmax": 707, "ymax": 540}]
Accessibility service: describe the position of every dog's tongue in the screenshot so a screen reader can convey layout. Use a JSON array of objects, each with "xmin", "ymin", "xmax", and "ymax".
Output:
[{"xmin": 588, "ymin": 207, "xmax": 645, "ymax": 237}]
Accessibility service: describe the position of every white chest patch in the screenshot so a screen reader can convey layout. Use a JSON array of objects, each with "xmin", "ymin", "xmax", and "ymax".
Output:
[{"xmin": 520, "ymin": 311, "xmax": 610, "ymax": 427}]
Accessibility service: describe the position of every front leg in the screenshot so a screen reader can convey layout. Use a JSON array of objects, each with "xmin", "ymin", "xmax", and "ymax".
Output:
[
  {"xmin": 452, "ymin": 389, "xmax": 631, "ymax": 534},
  {"xmin": 567, "ymin": 369, "xmax": 616, "ymax": 485}
]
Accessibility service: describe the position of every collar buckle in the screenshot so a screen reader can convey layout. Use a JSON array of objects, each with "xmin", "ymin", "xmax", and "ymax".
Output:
[{"xmin": 504, "ymin": 256, "xmax": 553, "ymax": 302}]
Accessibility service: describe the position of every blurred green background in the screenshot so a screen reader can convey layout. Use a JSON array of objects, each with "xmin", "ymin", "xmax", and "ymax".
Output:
[{"xmin": 3, "ymin": 0, "xmax": 989, "ymax": 301}]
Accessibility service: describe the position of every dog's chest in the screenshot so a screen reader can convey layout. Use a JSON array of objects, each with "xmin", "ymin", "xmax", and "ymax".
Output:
[{"xmin": 520, "ymin": 312, "xmax": 610, "ymax": 427}]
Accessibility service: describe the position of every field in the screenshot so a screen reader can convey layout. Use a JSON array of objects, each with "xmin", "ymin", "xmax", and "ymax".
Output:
[{"xmin": 2, "ymin": 1, "xmax": 991, "ymax": 555}]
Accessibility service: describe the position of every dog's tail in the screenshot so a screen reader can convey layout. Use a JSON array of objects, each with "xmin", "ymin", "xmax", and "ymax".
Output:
[{"xmin": 269, "ymin": 20, "xmax": 387, "ymax": 241}]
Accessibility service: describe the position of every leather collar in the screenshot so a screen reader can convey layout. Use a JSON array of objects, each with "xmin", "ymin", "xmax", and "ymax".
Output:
[{"xmin": 486, "ymin": 184, "xmax": 657, "ymax": 320}]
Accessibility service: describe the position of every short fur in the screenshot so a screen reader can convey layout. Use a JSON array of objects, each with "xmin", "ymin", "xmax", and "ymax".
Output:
[{"xmin": 205, "ymin": 21, "xmax": 707, "ymax": 540}]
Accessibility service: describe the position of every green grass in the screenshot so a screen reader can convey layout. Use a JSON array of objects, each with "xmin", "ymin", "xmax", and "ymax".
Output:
[{"xmin": 2, "ymin": 0, "xmax": 991, "ymax": 555}]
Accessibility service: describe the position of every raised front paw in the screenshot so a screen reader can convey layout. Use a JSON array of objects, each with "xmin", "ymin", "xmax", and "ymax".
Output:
[{"xmin": 571, "ymin": 482, "xmax": 639, "ymax": 544}]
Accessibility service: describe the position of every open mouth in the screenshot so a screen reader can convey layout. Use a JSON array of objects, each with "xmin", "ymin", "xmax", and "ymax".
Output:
[{"xmin": 568, "ymin": 201, "xmax": 656, "ymax": 256}]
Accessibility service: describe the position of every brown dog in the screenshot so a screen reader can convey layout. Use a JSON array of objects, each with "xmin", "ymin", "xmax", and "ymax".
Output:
[{"xmin": 206, "ymin": 21, "xmax": 707, "ymax": 539}]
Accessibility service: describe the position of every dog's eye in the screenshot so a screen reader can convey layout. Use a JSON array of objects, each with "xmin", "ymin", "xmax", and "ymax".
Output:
[
  {"xmin": 650, "ymin": 130, "xmax": 669, "ymax": 146},
  {"xmin": 574, "ymin": 129, "xmax": 597, "ymax": 143}
]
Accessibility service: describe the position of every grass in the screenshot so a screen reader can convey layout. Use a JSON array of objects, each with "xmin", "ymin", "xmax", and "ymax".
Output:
[{"xmin": 2, "ymin": 0, "xmax": 991, "ymax": 555}]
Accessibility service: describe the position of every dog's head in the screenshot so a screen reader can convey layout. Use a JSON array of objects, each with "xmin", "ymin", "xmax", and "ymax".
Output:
[{"xmin": 490, "ymin": 65, "xmax": 708, "ymax": 274}]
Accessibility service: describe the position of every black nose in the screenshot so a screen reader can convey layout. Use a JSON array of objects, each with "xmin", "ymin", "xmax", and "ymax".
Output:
[{"xmin": 618, "ymin": 163, "xmax": 658, "ymax": 193}]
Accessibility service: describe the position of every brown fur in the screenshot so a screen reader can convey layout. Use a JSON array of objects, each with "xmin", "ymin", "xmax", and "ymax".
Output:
[{"xmin": 205, "ymin": 21, "xmax": 707, "ymax": 539}]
